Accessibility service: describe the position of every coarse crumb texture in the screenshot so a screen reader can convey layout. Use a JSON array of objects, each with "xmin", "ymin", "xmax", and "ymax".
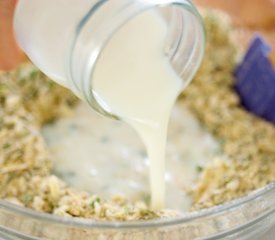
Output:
[
  {"xmin": 0, "ymin": 64, "xmax": 165, "ymax": 220},
  {"xmin": 0, "ymin": 11, "xmax": 274, "ymax": 220},
  {"xmin": 181, "ymin": 10, "xmax": 275, "ymax": 209}
]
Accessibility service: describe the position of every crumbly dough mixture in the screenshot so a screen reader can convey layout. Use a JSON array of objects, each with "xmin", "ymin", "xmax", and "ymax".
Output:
[
  {"xmin": 182, "ymin": 11, "xmax": 275, "ymax": 209},
  {"xmin": 0, "ymin": 64, "xmax": 163, "ymax": 220},
  {"xmin": 0, "ymin": 11, "xmax": 274, "ymax": 220}
]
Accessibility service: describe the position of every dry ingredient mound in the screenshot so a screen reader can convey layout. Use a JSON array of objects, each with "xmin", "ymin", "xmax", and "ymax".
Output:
[
  {"xmin": 0, "ymin": 64, "xmax": 161, "ymax": 221},
  {"xmin": 182, "ymin": 11, "xmax": 275, "ymax": 209},
  {"xmin": 0, "ymin": 11, "xmax": 274, "ymax": 220}
]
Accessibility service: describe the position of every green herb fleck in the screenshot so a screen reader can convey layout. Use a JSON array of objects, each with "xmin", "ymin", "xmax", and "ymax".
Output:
[
  {"xmin": 90, "ymin": 197, "xmax": 101, "ymax": 208},
  {"xmin": 196, "ymin": 165, "xmax": 204, "ymax": 173},
  {"xmin": 3, "ymin": 143, "xmax": 11, "ymax": 149}
]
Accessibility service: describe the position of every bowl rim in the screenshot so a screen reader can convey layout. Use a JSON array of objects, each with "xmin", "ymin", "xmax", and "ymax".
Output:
[{"xmin": 0, "ymin": 181, "xmax": 274, "ymax": 230}]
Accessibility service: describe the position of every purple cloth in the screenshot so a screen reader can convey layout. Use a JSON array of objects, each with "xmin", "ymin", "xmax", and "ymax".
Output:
[{"xmin": 235, "ymin": 35, "xmax": 275, "ymax": 123}]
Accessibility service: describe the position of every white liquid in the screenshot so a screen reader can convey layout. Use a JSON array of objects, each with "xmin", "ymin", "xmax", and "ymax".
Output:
[
  {"xmin": 43, "ymin": 102, "xmax": 220, "ymax": 211},
  {"xmin": 93, "ymin": 11, "xmax": 182, "ymax": 210}
]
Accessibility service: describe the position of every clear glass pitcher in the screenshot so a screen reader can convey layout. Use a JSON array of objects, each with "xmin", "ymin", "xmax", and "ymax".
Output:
[{"xmin": 14, "ymin": 0, "xmax": 205, "ymax": 117}]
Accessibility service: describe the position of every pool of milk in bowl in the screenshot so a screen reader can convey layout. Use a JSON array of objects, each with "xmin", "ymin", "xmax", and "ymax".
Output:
[{"xmin": 42, "ymin": 101, "xmax": 221, "ymax": 211}]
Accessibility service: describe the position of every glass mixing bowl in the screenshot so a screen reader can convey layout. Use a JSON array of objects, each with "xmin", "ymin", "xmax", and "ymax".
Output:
[{"xmin": 0, "ymin": 182, "xmax": 274, "ymax": 240}]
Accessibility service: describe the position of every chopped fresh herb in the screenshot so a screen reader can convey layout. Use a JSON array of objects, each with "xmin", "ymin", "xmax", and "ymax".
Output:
[
  {"xmin": 90, "ymin": 197, "xmax": 101, "ymax": 208},
  {"xmin": 3, "ymin": 143, "xmax": 11, "ymax": 149},
  {"xmin": 22, "ymin": 194, "xmax": 33, "ymax": 204},
  {"xmin": 196, "ymin": 165, "xmax": 204, "ymax": 173}
]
